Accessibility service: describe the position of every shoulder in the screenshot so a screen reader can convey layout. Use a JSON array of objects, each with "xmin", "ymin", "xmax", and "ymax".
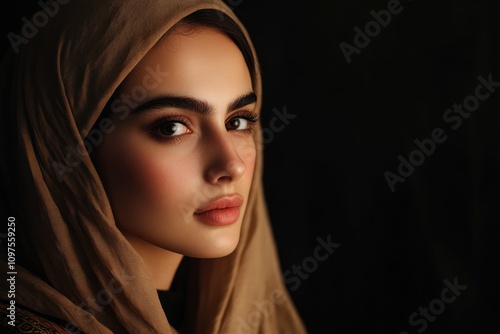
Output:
[{"xmin": 0, "ymin": 301, "xmax": 73, "ymax": 333}]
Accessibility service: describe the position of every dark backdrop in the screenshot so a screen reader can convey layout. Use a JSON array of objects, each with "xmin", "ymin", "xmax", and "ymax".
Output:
[
  {"xmin": 2, "ymin": 1, "xmax": 499, "ymax": 334},
  {"xmin": 232, "ymin": 1, "xmax": 500, "ymax": 333}
]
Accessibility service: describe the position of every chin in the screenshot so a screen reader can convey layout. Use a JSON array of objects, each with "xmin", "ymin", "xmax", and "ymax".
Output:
[
  {"xmin": 185, "ymin": 231, "xmax": 241, "ymax": 259},
  {"xmin": 206, "ymin": 241, "xmax": 239, "ymax": 259}
]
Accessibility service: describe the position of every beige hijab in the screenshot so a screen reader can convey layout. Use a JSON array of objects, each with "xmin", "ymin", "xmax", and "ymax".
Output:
[{"xmin": 0, "ymin": 0, "xmax": 306, "ymax": 333}]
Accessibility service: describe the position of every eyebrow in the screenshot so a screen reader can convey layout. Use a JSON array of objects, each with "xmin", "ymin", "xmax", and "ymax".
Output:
[{"xmin": 131, "ymin": 92, "xmax": 257, "ymax": 115}]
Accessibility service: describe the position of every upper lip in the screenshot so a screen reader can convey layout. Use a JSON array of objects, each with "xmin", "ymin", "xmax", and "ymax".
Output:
[{"xmin": 195, "ymin": 194, "xmax": 244, "ymax": 213}]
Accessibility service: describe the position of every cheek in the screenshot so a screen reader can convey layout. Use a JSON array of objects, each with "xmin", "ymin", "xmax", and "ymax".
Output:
[
  {"xmin": 238, "ymin": 137, "xmax": 257, "ymax": 185},
  {"xmin": 121, "ymin": 152, "xmax": 183, "ymax": 199},
  {"xmin": 98, "ymin": 136, "xmax": 199, "ymax": 219}
]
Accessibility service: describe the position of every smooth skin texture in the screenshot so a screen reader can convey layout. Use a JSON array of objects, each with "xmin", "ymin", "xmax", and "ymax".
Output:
[{"xmin": 93, "ymin": 25, "xmax": 257, "ymax": 290}]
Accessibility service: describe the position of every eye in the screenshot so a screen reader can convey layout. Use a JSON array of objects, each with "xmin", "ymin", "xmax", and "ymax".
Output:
[
  {"xmin": 226, "ymin": 112, "xmax": 259, "ymax": 131},
  {"xmin": 227, "ymin": 117, "xmax": 249, "ymax": 131},
  {"xmin": 158, "ymin": 121, "xmax": 190, "ymax": 137},
  {"xmin": 147, "ymin": 117, "xmax": 192, "ymax": 142}
]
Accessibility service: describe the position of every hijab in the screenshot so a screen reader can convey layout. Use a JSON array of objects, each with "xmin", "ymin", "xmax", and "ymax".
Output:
[{"xmin": 0, "ymin": 0, "xmax": 307, "ymax": 333}]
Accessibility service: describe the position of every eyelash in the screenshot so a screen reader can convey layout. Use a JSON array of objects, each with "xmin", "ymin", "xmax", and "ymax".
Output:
[
  {"xmin": 146, "ymin": 111, "xmax": 260, "ymax": 143},
  {"xmin": 229, "ymin": 111, "xmax": 259, "ymax": 134}
]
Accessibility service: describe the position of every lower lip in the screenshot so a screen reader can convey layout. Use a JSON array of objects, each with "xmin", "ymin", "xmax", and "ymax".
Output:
[{"xmin": 194, "ymin": 207, "xmax": 241, "ymax": 226}]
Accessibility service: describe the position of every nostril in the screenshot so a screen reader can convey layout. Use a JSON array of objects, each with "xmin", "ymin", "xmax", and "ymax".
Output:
[{"xmin": 217, "ymin": 175, "xmax": 232, "ymax": 183}]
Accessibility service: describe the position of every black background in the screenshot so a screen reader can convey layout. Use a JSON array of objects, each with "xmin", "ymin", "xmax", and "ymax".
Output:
[{"xmin": 2, "ymin": 1, "xmax": 500, "ymax": 333}]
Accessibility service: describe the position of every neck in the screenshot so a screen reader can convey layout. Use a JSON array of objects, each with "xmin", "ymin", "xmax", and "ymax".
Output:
[{"xmin": 122, "ymin": 232, "xmax": 184, "ymax": 290}]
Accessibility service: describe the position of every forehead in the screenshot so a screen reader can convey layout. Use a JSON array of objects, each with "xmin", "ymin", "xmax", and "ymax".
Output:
[{"xmin": 119, "ymin": 25, "xmax": 253, "ymax": 102}]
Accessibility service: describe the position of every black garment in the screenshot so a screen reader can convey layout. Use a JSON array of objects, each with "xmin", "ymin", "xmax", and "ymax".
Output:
[{"xmin": 157, "ymin": 289, "xmax": 185, "ymax": 330}]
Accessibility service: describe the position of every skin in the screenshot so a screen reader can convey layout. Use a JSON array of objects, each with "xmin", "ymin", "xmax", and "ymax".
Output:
[{"xmin": 93, "ymin": 25, "xmax": 257, "ymax": 290}]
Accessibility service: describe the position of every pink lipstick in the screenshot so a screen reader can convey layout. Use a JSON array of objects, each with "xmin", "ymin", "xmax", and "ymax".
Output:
[{"xmin": 194, "ymin": 194, "xmax": 243, "ymax": 226}]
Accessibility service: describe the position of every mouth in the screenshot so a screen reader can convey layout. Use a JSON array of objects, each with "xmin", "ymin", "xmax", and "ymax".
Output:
[{"xmin": 194, "ymin": 194, "xmax": 244, "ymax": 226}]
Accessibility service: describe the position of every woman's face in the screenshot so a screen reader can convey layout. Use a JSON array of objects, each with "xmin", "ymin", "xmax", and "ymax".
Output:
[{"xmin": 93, "ymin": 25, "xmax": 257, "ymax": 258}]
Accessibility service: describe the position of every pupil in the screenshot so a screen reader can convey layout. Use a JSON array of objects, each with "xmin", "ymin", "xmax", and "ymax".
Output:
[
  {"xmin": 160, "ymin": 123, "xmax": 177, "ymax": 135},
  {"xmin": 232, "ymin": 119, "xmax": 240, "ymax": 128}
]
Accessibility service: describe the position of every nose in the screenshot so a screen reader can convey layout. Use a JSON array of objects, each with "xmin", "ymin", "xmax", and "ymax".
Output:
[{"xmin": 205, "ymin": 133, "xmax": 247, "ymax": 184}]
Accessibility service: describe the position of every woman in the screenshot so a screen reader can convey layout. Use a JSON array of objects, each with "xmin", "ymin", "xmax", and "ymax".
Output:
[{"xmin": 0, "ymin": 0, "xmax": 307, "ymax": 333}]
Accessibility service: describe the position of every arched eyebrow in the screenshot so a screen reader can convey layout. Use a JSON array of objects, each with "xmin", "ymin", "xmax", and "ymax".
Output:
[
  {"xmin": 131, "ymin": 92, "xmax": 257, "ymax": 116},
  {"xmin": 227, "ymin": 92, "xmax": 257, "ymax": 112}
]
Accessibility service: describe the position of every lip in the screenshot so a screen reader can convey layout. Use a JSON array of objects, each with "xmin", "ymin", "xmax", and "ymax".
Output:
[{"xmin": 194, "ymin": 194, "xmax": 244, "ymax": 226}]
